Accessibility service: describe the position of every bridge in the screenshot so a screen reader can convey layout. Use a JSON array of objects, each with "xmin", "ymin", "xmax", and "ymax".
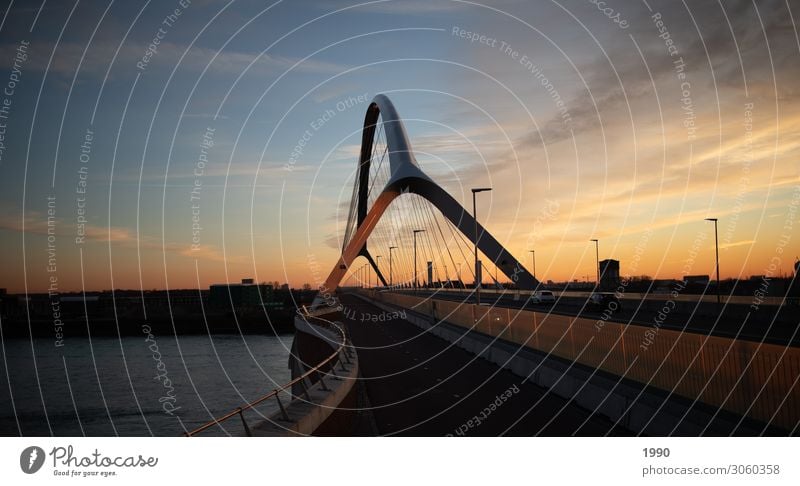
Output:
[{"xmin": 188, "ymin": 95, "xmax": 800, "ymax": 436}]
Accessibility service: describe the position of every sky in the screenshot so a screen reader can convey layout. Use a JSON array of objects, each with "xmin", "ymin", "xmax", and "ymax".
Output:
[{"xmin": 0, "ymin": 0, "xmax": 798, "ymax": 293}]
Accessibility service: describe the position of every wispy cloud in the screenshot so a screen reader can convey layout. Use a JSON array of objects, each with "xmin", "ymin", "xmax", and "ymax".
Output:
[
  {"xmin": 322, "ymin": 0, "xmax": 466, "ymax": 15},
  {"xmin": 0, "ymin": 211, "xmax": 132, "ymax": 243},
  {"xmin": 0, "ymin": 41, "xmax": 350, "ymax": 79},
  {"xmin": 719, "ymin": 239, "xmax": 755, "ymax": 250}
]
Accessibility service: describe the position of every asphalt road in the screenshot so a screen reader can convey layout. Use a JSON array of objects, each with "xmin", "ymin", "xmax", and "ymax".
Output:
[{"xmin": 340, "ymin": 294, "xmax": 629, "ymax": 436}]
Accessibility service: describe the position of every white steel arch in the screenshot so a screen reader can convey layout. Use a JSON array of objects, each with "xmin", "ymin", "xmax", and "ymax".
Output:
[{"xmin": 317, "ymin": 94, "xmax": 539, "ymax": 302}]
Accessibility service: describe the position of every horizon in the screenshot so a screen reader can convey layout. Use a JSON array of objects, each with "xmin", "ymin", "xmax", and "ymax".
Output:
[{"xmin": 3, "ymin": 272, "xmax": 796, "ymax": 296}]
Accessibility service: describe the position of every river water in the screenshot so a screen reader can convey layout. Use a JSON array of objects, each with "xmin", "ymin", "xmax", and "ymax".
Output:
[{"xmin": 0, "ymin": 334, "xmax": 293, "ymax": 436}]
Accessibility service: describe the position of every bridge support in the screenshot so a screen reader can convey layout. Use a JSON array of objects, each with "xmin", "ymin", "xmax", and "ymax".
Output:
[
  {"xmin": 316, "ymin": 94, "xmax": 538, "ymax": 305},
  {"xmin": 359, "ymin": 247, "xmax": 387, "ymax": 287}
]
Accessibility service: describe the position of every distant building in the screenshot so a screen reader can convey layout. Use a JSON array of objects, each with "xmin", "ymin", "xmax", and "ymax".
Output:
[
  {"xmin": 209, "ymin": 279, "xmax": 283, "ymax": 311},
  {"xmin": 685, "ymin": 275, "xmax": 710, "ymax": 285},
  {"xmin": 599, "ymin": 259, "xmax": 619, "ymax": 291}
]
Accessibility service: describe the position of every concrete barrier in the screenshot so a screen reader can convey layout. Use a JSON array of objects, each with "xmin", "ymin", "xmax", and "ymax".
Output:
[
  {"xmin": 251, "ymin": 314, "xmax": 358, "ymax": 436},
  {"xmin": 358, "ymin": 291, "xmax": 799, "ymax": 433}
]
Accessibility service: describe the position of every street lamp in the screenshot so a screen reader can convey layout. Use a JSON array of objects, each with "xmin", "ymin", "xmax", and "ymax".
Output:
[
  {"xmin": 364, "ymin": 264, "xmax": 369, "ymax": 289},
  {"xmin": 375, "ymin": 255, "xmax": 382, "ymax": 288},
  {"xmin": 472, "ymin": 187, "xmax": 492, "ymax": 304},
  {"xmin": 590, "ymin": 239, "xmax": 599, "ymax": 289},
  {"xmin": 389, "ymin": 246, "xmax": 397, "ymax": 288},
  {"xmin": 413, "ymin": 229, "xmax": 425, "ymax": 292},
  {"xmin": 705, "ymin": 218, "xmax": 721, "ymax": 304}
]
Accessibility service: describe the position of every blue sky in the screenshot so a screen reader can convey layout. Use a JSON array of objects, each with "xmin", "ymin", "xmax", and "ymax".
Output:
[{"xmin": 1, "ymin": 0, "xmax": 798, "ymax": 292}]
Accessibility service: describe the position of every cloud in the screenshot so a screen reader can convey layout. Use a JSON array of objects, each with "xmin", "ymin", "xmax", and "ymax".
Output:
[
  {"xmin": 500, "ymin": 0, "xmax": 800, "ymax": 149},
  {"xmin": 180, "ymin": 113, "xmax": 230, "ymax": 120},
  {"xmin": 0, "ymin": 211, "xmax": 132, "ymax": 243},
  {"xmin": 321, "ymin": 0, "xmax": 466, "ymax": 15},
  {"xmin": 311, "ymin": 82, "xmax": 365, "ymax": 103},
  {"xmin": 179, "ymin": 242, "xmax": 248, "ymax": 264},
  {"xmin": 718, "ymin": 239, "xmax": 755, "ymax": 250},
  {"xmin": 0, "ymin": 211, "xmax": 247, "ymax": 265},
  {"xmin": 0, "ymin": 40, "xmax": 349, "ymax": 79}
]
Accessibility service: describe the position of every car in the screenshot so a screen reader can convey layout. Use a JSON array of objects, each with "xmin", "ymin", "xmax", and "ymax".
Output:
[
  {"xmin": 587, "ymin": 292, "xmax": 622, "ymax": 313},
  {"xmin": 530, "ymin": 290, "xmax": 556, "ymax": 305}
]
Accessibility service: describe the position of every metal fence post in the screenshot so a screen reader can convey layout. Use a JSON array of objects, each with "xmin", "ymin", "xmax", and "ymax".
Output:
[
  {"xmin": 316, "ymin": 369, "xmax": 330, "ymax": 391},
  {"xmin": 274, "ymin": 392, "xmax": 290, "ymax": 421},
  {"xmin": 238, "ymin": 409, "xmax": 252, "ymax": 437}
]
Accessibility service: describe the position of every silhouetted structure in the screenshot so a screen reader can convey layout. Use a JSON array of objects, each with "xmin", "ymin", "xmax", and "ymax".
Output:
[
  {"xmin": 209, "ymin": 279, "xmax": 284, "ymax": 311},
  {"xmin": 599, "ymin": 259, "xmax": 619, "ymax": 291}
]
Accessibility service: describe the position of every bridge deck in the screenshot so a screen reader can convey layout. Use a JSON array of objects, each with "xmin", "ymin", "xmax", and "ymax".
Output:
[{"xmin": 341, "ymin": 294, "xmax": 628, "ymax": 436}]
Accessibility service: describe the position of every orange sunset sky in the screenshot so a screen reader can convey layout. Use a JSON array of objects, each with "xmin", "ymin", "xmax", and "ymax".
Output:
[{"xmin": 0, "ymin": 0, "xmax": 798, "ymax": 293}]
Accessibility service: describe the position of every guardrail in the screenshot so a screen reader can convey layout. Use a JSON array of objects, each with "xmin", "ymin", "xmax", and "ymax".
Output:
[
  {"xmin": 385, "ymin": 287, "xmax": 793, "ymax": 307},
  {"xmin": 184, "ymin": 310, "xmax": 351, "ymax": 436},
  {"xmin": 369, "ymin": 291, "xmax": 800, "ymax": 430}
]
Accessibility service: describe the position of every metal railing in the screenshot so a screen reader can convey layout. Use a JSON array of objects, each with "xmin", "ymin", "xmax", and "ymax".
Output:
[
  {"xmin": 385, "ymin": 287, "xmax": 794, "ymax": 306},
  {"xmin": 184, "ymin": 310, "xmax": 352, "ymax": 436}
]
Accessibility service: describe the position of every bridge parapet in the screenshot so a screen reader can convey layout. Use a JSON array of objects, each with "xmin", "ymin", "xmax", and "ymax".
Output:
[
  {"xmin": 357, "ymin": 290, "xmax": 799, "ymax": 433},
  {"xmin": 185, "ymin": 307, "xmax": 358, "ymax": 436}
]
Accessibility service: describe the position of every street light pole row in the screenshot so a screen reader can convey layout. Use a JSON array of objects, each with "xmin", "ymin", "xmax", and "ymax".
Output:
[
  {"xmin": 365, "ymin": 213, "xmax": 721, "ymax": 307},
  {"xmin": 587, "ymin": 217, "xmax": 720, "ymax": 300}
]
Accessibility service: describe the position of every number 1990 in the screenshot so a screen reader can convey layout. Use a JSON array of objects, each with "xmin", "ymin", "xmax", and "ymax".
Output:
[{"xmin": 643, "ymin": 448, "xmax": 670, "ymax": 457}]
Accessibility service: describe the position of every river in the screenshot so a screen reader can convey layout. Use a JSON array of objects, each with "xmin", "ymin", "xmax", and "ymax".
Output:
[{"xmin": 0, "ymin": 334, "xmax": 293, "ymax": 436}]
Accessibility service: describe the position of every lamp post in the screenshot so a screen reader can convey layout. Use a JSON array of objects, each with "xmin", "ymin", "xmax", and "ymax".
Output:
[
  {"xmin": 472, "ymin": 187, "xmax": 492, "ymax": 304},
  {"xmin": 705, "ymin": 218, "xmax": 721, "ymax": 304},
  {"xmin": 375, "ymin": 255, "xmax": 382, "ymax": 288},
  {"xmin": 364, "ymin": 264, "xmax": 369, "ymax": 289},
  {"xmin": 590, "ymin": 239, "xmax": 599, "ymax": 289},
  {"xmin": 389, "ymin": 246, "xmax": 397, "ymax": 287},
  {"xmin": 413, "ymin": 229, "xmax": 425, "ymax": 292}
]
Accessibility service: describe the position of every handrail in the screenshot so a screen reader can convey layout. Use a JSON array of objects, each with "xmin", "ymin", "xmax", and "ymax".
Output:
[{"xmin": 184, "ymin": 310, "xmax": 350, "ymax": 436}]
